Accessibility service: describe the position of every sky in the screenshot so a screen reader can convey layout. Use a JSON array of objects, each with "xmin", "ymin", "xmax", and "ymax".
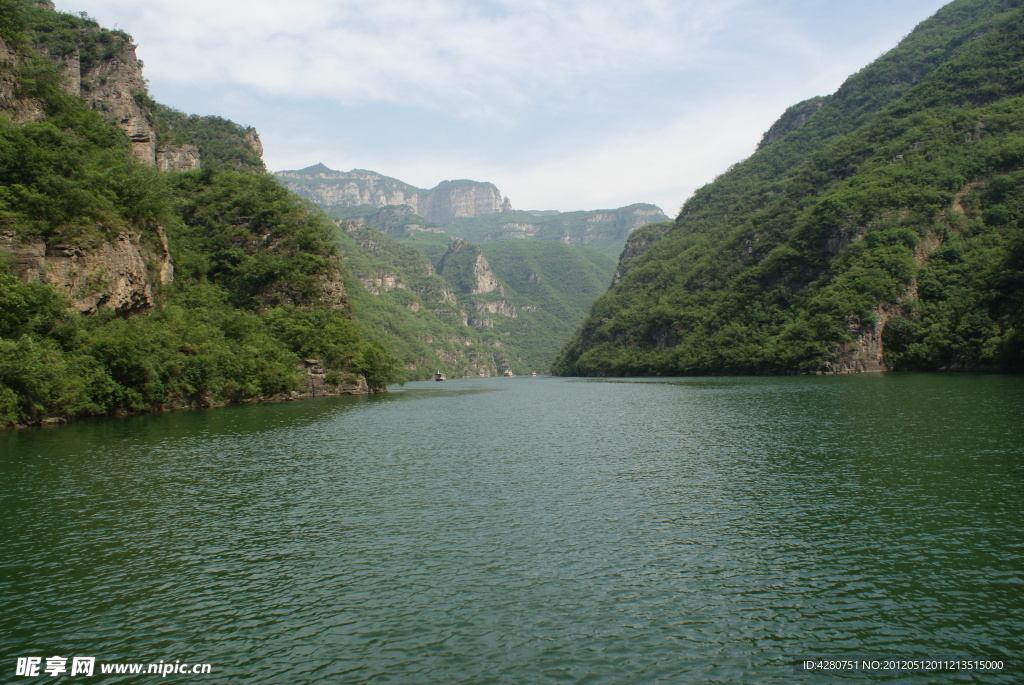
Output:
[{"xmin": 55, "ymin": 0, "xmax": 951, "ymax": 215}]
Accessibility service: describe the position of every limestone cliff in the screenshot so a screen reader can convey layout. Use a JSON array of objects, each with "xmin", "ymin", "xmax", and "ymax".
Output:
[
  {"xmin": 0, "ymin": 38, "xmax": 43, "ymax": 122},
  {"xmin": 74, "ymin": 35, "xmax": 155, "ymax": 164},
  {"xmin": 823, "ymin": 231, "xmax": 944, "ymax": 373},
  {"xmin": 437, "ymin": 239, "xmax": 502, "ymax": 296},
  {"xmin": 420, "ymin": 180, "xmax": 508, "ymax": 224},
  {"xmin": 156, "ymin": 144, "xmax": 200, "ymax": 172},
  {"xmin": 0, "ymin": 227, "xmax": 173, "ymax": 313},
  {"xmin": 277, "ymin": 165, "xmax": 512, "ymax": 225}
]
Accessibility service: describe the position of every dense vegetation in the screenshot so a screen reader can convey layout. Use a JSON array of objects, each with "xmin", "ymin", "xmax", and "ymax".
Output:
[
  {"xmin": 331, "ymin": 223, "xmax": 616, "ymax": 376},
  {"xmin": 0, "ymin": 1, "xmax": 400, "ymax": 427},
  {"xmin": 276, "ymin": 163, "xmax": 648, "ymax": 372},
  {"xmin": 148, "ymin": 101, "xmax": 266, "ymax": 172},
  {"xmin": 333, "ymin": 223, "xmax": 508, "ymax": 379},
  {"xmin": 11, "ymin": 1, "xmax": 130, "ymax": 72},
  {"xmin": 554, "ymin": 0, "xmax": 1024, "ymax": 376},
  {"xmin": 0, "ymin": 162, "xmax": 401, "ymax": 427}
]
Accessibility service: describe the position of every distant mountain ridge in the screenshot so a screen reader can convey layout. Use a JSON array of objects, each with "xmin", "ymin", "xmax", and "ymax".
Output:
[
  {"xmin": 276, "ymin": 164, "xmax": 670, "ymax": 258},
  {"xmin": 277, "ymin": 164, "xmax": 511, "ymax": 225}
]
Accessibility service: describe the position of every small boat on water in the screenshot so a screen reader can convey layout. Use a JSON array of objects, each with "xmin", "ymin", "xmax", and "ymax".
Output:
[
  {"xmin": 503, "ymin": 370, "xmax": 514, "ymax": 377},
  {"xmin": 530, "ymin": 372, "xmax": 537, "ymax": 376},
  {"xmin": 434, "ymin": 371, "xmax": 446, "ymax": 381}
]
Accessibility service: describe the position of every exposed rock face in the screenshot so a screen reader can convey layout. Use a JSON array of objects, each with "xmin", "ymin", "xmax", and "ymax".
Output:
[
  {"xmin": 436, "ymin": 241, "xmax": 501, "ymax": 295},
  {"xmin": 78, "ymin": 38, "xmax": 156, "ymax": 164},
  {"xmin": 824, "ymin": 310, "xmax": 889, "ymax": 373},
  {"xmin": 481, "ymin": 204, "xmax": 670, "ymax": 247},
  {"xmin": 0, "ymin": 229, "xmax": 172, "ymax": 313},
  {"xmin": 437, "ymin": 239, "xmax": 503, "ymax": 295},
  {"xmin": 300, "ymin": 362, "xmax": 372, "ymax": 396},
  {"xmin": 156, "ymin": 145, "xmax": 201, "ymax": 172},
  {"xmin": 476, "ymin": 300, "xmax": 518, "ymax": 318},
  {"xmin": 351, "ymin": 205, "xmax": 446, "ymax": 235},
  {"xmin": 244, "ymin": 130, "xmax": 263, "ymax": 158},
  {"xmin": 277, "ymin": 165, "xmax": 511, "ymax": 225},
  {"xmin": 823, "ymin": 228, "xmax": 945, "ymax": 374},
  {"xmin": 11, "ymin": 15, "xmax": 271, "ymax": 173},
  {"xmin": 12, "ymin": 23, "xmax": 165, "ymax": 167},
  {"xmin": 316, "ymin": 270, "xmax": 348, "ymax": 309},
  {"xmin": 154, "ymin": 225, "xmax": 174, "ymax": 285},
  {"xmin": 420, "ymin": 180, "xmax": 507, "ymax": 224},
  {"xmin": 360, "ymin": 272, "xmax": 404, "ymax": 294},
  {"xmin": 469, "ymin": 252, "xmax": 501, "ymax": 294},
  {"xmin": 0, "ymin": 38, "xmax": 45, "ymax": 122}
]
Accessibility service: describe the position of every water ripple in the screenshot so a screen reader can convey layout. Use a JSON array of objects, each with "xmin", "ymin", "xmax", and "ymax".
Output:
[{"xmin": 1, "ymin": 375, "xmax": 1022, "ymax": 683}]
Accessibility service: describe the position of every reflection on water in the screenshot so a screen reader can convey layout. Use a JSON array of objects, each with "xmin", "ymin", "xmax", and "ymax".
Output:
[{"xmin": 2, "ymin": 374, "xmax": 1022, "ymax": 683}]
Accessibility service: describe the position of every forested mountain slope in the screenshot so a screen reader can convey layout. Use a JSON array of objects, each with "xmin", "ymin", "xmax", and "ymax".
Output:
[
  {"xmin": 277, "ymin": 163, "xmax": 624, "ymax": 374},
  {"xmin": 335, "ymin": 224, "xmax": 616, "ymax": 374},
  {"xmin": 554, "ymin": 0, "xmax": 1024, "ymax": 376},
  {"xmin": 0, "ymin": 1, "xmax": 401, "ymax": 427}
]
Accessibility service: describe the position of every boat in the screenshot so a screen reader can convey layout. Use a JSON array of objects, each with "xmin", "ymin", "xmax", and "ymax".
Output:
[
  {"xmin": 503, "ymin": 370, "xmax": 514, "ymax": 377},
  {"xmin": 434, "ymin": 371, "xmax": 446, "ymax": 381},
  {"xmin": 531, "ymin": 372, "xmax": 537, "ymax": 376}
]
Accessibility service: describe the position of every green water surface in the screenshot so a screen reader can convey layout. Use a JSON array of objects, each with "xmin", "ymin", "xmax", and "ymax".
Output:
[{"xmin": 1, "ymin": 374, "xmax": 1021, "ymax": 683}]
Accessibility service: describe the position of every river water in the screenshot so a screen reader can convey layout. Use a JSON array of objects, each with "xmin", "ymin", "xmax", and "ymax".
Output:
[{"xmin": 1, "ymin": 374, "xmax": 1022, "ymax": 683}]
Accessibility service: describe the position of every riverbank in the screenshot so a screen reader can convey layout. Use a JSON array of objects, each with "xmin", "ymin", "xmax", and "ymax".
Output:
[{"xmin": 2, "ymin": 371, "xmax": 381, "ymax": 430}]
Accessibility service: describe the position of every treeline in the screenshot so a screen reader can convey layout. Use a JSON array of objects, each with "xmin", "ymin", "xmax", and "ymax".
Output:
[{"xmin": 555, "ymin": 0, "xmax": 1024, "ymax": 376}]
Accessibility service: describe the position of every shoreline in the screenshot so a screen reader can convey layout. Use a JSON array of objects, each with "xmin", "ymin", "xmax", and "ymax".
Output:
[{"xmin": 3, "ymin": 372, "xmax": 384, "ymax": 431}]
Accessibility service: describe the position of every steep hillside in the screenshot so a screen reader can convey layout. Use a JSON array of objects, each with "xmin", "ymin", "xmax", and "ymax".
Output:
[
  {"xmin": 555, "ymin": 0, "xmax": 1024, "ymax": 376},
  {"xmin": 0, "ymin": 1, "xmax": 399, "ymax": 427},
  {"xmin": 333, "ymin": 224, "xmax": 616, "ymax": 375},
  {"xmin": 278, "ymin": 163, "xmax": 632, "ymax": 372},
  {"xmin": 333, "ymin": 224, "xmax": 513, "ymax": 378}
]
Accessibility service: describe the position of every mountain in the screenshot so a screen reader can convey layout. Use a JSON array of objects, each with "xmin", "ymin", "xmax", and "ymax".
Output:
[
  {"xmin": 277, "ymin": 164, "xmax": 511, "ymax": 225},
  {"xmin": 276, "ymin": 163, "xmax": 652, "ymax": 372},
  {"xmin": 443, "ymin": 205, "xmax": 669, "ymax": 259},
  {"xmin": 334, "ymin": 224, "xmax": 616, "ymax": 375},
  {"xmin": 0, "ymin": 1, "xmax": 407, "ymax": 427},
  {"xmin": 555, "ymin": 0, "xmax": 1024, "ymax": 376},
  {"xmin": 276, "ymin": 164, "xmax": 670, "ymax": 258}
]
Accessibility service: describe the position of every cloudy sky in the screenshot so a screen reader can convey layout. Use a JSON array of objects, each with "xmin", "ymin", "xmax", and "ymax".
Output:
[{"xmin": 56, "ymin": 0, "xmax": 950, "ymax": 214}]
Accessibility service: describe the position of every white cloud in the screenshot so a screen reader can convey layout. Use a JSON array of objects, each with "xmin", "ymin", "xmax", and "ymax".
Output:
[
  {"xmin": 60, "ymin": 0, "xmax": 750, "ymax": 117},
  {"xmin": 55, "ymin": 0, "xmax": 953, "ymax": 214}
]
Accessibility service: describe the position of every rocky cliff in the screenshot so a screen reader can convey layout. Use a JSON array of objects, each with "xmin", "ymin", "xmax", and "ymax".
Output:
[
  {"xmin": 156, "ymin": 144, "xmax": 200, "ymax": 172},
  {"xmin": 0, "ymin": 227, "xmax": 173, "ymax": 313},
  {"xmin": 0, "ymin": 4, "xmax": 276, "ymax": 316},
  {"xmin": 77, "ymin": 37, "xmax": 155, "ymax": 163},
  {"xmin": 0, "ymin": 24, "xmax": 179, "ymax": 314},
  {"xmin": 277, "ymin": 165, "xmax": 512, "ymax": 225},
  {"xmin": 757, "ymin": 96, "xmax": 827, "ymax": 150},
  {"xmin": 0, "ymin": 37, "xmax": 43, "ymax": 122},
  {"xmin": 437, "ymin": 239, "xmax": 503, "ymax": 296},
  {"xmin": 478, "ymin": 205, "xmax": 668, "ymax": 246},
  {"xmin": 0, "ymin": 12, "xmax": 208, "ymax": 171},
  {"xmin": 611, "ymin": 221, "xmax": 672, "ymax": 285},
  {"xmin": 420, "ymin": 180, "xmax": 510, "ymax": 224},
  {"xmin": 0, "ymin": 2, "xmax": 384, "ymax": 430}
]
